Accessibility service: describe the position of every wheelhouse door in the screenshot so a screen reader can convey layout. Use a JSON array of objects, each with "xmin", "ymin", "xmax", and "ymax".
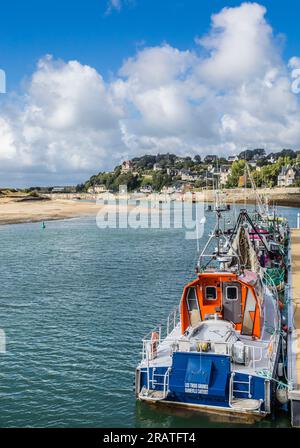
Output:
[
  {"xmin": 222, "ymin": 283, "xmax": 242, "ymax": 324},
  {"xmin": 186, "ymin": 287, "xmax": 201, "ymax": 327}
]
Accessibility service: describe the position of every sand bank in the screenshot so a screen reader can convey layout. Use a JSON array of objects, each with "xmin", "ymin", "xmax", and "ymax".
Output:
[
  {"xmin": 48, "ymin": 187, "xmax": 300, "ymax": 208},
  {"xmin": 0, "ymin": 197, "xmax": 153, "ymax": 226},
  {"xmin": 0, "ymin": 186, "xmax": 299, "ymax": 226}
]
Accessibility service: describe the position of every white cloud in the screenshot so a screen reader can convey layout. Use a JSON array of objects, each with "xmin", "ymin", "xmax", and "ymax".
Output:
[
  {"xmin": 0, "ymin": 55, "xmax": 124, "ymax": 184},
  {"xmin": 196, "ymin": 3, "xmax": 278, "ymax": 87},
  {"xmin": 1, "ymin": 2, "xmax": 300, "ymax": 186},
  {"xmin": 106, "ymin": 0, "xmax": 122, "ymax": 14}
]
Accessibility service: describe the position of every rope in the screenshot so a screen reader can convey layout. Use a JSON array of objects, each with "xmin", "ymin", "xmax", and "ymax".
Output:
[{"xmin": 255, "ymin": 369, "xmax": 288, "ymax": 389}]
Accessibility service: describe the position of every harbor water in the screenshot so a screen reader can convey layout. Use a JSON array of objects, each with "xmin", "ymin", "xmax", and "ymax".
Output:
[{"xmin": 0, "ymin": 204, "xmax": 298, "ymax": 427}]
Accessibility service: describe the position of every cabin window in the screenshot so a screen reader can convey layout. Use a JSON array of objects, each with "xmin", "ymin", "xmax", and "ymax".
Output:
[
  {"xmin": 226, "ymin": 286, "xmax": 238, "ymax": 301},
  {"xmin": 205, "ymin": 286, "xmax": 217, "ymax": 301},
  {"xmin": 186, "ymin": 287, "xmax": 201, "ymax": 327},
  {"xmin": 186, "ymin": 287, "xmax": 198, "ymax": 311},
  {"xmin": 241, "ymin": 289, "xmax": 257, "ymax": 336}
]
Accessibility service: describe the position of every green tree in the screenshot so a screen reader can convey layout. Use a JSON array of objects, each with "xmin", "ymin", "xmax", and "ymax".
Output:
[
  {"xmin": 226, "ymin": 160, "xmax": 247, "ymax": 187},
  {"xmin": 152, "ymin": 171, "xmax": 173, "ymax": 191}
]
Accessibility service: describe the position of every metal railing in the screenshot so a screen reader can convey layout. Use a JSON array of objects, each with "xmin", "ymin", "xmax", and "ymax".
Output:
[
  {"xmin": 244, "ymin": 345, "xmax": 263, "ymax": 370},
  {"xmin": 141, "ymin": 306, "xmax": 180, "ymax": 361},
  {"xmin": 141, "ymin": 334, "xmax": 270, "ymax": 370}
]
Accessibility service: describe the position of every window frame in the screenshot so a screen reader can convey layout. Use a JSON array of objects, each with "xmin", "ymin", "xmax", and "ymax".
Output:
[
  {"xmin": 225, "ymin": 285, "xmax": 239, "ymax": 302},
  {"xmin": 205, "ymin": 285, "xmax": 217, "ymax": 301},
  {"xmin": 186, "ymin": 287, "xmax": 199, "ymax": 312}
]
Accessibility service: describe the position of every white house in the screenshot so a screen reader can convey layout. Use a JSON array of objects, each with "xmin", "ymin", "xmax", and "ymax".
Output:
[
  {"xmin": 277, "ymin": 165, "xmax": 300, "ymax": 187},
  {"xmin": 140, "ymin": 185, "xmax": 153, "ymax": 193},
  {"xmin": 220, "ymin": 166, "xmax": 231, "ymax": 186},
  {"xmin": 87, "ymin": 184, "xmax": 108, "ymax": 194},
  {"xmin": 228, "ymin": 155, "xmax": 239, "ymax": 163},
  {"xmin": 180, "ymin": 169, "xmax": 201, "ymax": 181},
  {"xmin": 153, "ymin": 163, "xmax": 163, "ymax": 171},
  {"xmin": 248, "ymin": 160, "xmax": 257, "ymax": 168},
  {"xmin": 121, "ymin": 160, "xmax": 133, "ymax": 173}
]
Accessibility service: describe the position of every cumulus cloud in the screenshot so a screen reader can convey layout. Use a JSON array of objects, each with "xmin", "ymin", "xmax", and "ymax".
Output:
[
  {"xmin": 196, "ymin": 2, "xmax": 278, "ymax": 86},
  {"xmin": 0, "ymin": 55, "xmax": 125, "ymax": 184},
  {"xmin": 1, "ymin": 2, "xmax": 300, "ymax": 186},
  {"xmin": 105, "ymin": 0, "xmax": 122, "ymax": 14}
]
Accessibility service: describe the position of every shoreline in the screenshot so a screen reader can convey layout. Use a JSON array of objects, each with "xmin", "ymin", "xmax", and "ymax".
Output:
[
  {"xmin": 0, "ymin": 187, "xmax": 299, "ymax": 226},
  {"xmin": 48, "ymin": 188, "xmax": 300, "ymax": 208},
  {"xmin": 0, "ymin": 197, "xmax": 153, "ymax": 226}
]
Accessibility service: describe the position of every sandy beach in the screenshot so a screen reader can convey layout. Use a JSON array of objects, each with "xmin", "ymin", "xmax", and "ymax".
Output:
[
  {"xmin": 50, "ymin": 187, "xmax": 300, "ymax": 207},
  {"xmin": 0, "ymin": 186, "xmax": 299, "ymax": 226},
  {"xmin": 0, "ymin": 197, "xmax": 100, "ymax": 225},
  {"xmin": 0, "ymin": 196, "xmax": 157, "ymax": 225}
]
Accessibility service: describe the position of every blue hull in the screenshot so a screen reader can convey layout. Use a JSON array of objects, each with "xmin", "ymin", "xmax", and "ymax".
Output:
[{"xmin": 138, "ymin": 352, "xmax": 272, "ymax": 413}]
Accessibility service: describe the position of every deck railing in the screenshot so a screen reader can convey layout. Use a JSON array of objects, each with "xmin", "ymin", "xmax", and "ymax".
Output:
[
  {"xmin": 142, "ymin": 305, "xmax": 180, "ymax": 351},
  {"xmin": 140, "ymin": 282, "xmax": 279, "ymax": 373},
  {"xmin": 141, "ymin": 333, "xmax": 271, "ymax": 371}
]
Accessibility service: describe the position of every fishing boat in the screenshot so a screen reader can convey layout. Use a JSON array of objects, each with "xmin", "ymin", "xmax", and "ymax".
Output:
[{"xmin": 135, "ymin": 201, "xmax": 288, "ymax": 419}]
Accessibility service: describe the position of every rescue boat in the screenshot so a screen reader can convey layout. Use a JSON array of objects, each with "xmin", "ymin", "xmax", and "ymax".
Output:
[{"xmin": 135, "ymin": 204, "xmax": 287, "ymax": 418}]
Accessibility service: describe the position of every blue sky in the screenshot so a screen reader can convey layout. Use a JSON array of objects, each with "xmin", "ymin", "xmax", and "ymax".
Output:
[
  {"xmin": 1, "ymin": 0, "xmax": 299, "ymax": 91},
  {"xmin": 1, "ymin": 1, "xmax": 300, "ymax": 186}
]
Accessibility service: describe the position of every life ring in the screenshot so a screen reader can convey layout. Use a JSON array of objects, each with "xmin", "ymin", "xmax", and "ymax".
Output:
[{"xmin": 150, "ymin": 332, "xmax": 159, "ymax": 360}]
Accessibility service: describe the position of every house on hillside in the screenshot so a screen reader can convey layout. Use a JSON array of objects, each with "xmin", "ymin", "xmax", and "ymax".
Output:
[
  {"xmin": 204, "ymin": 155, "xmax": 217, "ymax": 164},
  {"xmin": 277, "ymin": 165, "xmax": 300, "ymax": 187},
  {"xmin": 228, "ymin": 155, "xmax": 239, "ymax": 163},
  {"xmin": 87, "ymin": 184, "xmax": 108, "ymax": 194},
  {"xmin": 220, "ymin": 165, "xmax": 231, "ymax": 186},
  {"xmin": 175, "ymin": 157, "xmax": 186, "ymax": 164},
  {"xmin": 180, "ymin": 169, "xmax": 201, "ymax": 181},
  {"xmin": 153, "ymin": 163, "xmax": 163, "ymax": 171},
  {"xmin": 166, "ymin": 167, "xmax": 179, "ymax": 176},
  {"xmin": 161, "ymin": 186, "xmax": 176, "ymax": 194},
  {"xmin": 52, "ymin": 186, "xmax": 65, "ymax": 193},
  {"xmin": 140, "ymin": 185, "xmax": 153, "ymax": 194},
  {"xmin": 209, "ymin": 165, "xmax": 218, "ymax": 174},
  {"xmin": 248, "ymin": 160, "xmax": 257, "ymax": 169},
  {"xmin": 267, "ymin": 155, "xmax": 276, "ymax": 164},
  {"xmin": 121, "ymin": 160, "xmax": 133, "ymax": 173},
  {"xmin": 52, "ymin": 186, "xmax": 76, "ymax": 193}
]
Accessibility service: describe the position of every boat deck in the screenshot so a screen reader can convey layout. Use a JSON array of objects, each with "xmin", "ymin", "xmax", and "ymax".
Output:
[
  {"xmin": 140, "ymin": 321, "xmax": 274, "ymax": 375},
  {"xmin": 291, "ymin": 229, "xmax": 300, "ymax": 386},
  {"xmin": 288, "ymin": 228, "xmax": 300, "ymax": 427}
]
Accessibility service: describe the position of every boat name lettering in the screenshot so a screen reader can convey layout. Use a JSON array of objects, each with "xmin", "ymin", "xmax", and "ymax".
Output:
[{"xmin": 185, "ymin": 383, "xmax": 209, "ymax": 394}]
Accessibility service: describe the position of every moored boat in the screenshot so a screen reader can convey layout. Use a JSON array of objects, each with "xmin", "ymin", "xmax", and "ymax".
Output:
[{"xmin": 135, "ymin": 202, "xmax": 288, "ymax": 419}]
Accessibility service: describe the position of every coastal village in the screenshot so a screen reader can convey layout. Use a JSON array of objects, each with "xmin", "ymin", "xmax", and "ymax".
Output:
[
  {"xmin": 12, "ymin": 147, "xmax": 298, "ymax": 197},
  {"xmin": 83, "ymin": 148, "xmax": 300, "ymax": 195},
  {"xmin": 2, "ymin": 148, "xmax": 300, "ymax": 199},
  {"xmin": 1, "ymin": 147, "xmax": 300, "ymax": 226}
]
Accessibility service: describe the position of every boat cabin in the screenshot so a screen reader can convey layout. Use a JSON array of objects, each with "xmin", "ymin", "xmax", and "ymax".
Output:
[{"xmin": 180, "ymin": 272, "xmax": 262, "ymax": 339}]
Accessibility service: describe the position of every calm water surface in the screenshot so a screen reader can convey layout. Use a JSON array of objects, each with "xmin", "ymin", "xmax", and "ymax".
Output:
[{"xmin": 0, "ymin": 204, "xmax": 299, "ymax": 427}]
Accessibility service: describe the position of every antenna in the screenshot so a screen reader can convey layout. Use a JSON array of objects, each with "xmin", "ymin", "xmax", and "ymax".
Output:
[
  {"xmin": 245, "ymin": 161, "xmax": 265, "ymax": 216},
  {"xmin": 197, "ymin": 200, "xmax": 240, "ymax": 272}
]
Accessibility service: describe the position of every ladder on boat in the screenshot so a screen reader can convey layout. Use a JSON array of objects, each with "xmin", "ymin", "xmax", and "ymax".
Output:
[
  {"xmin": 229, "ymin": 372, "xmax": 263, "ymax": 411},
  {"xmin": 231, "ymin": 372, "xmax": 252, "ymax": 399},
  {"xmin": 139, "ymin": 367, "xmax": 171, "ymax": 401}
]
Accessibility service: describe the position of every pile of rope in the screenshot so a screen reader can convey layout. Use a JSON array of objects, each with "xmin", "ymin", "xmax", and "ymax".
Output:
[{"xmin": 265, "ymin": 267, "xmax": 285, "ymax": 291}]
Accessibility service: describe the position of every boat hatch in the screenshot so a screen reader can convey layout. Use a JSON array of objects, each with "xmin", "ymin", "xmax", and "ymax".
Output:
[{"xmin": 168, "ymin": 352, "xmax": 231, "ymax": 401}]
